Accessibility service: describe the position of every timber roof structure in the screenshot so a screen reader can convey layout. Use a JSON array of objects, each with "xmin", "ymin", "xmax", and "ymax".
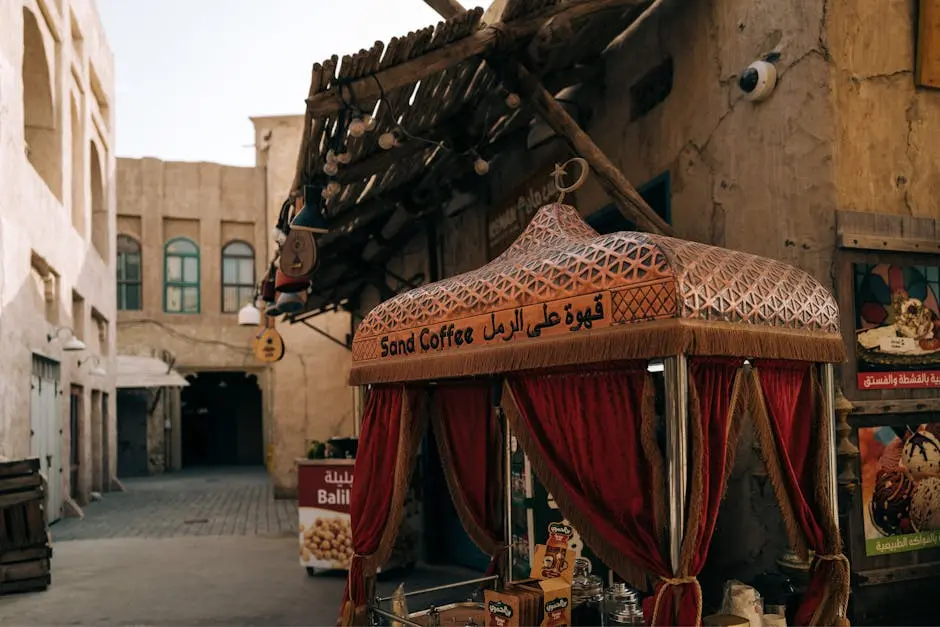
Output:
[{"xmin": 283, "ymin": 0, "xmax": 661, "ymax": 321}]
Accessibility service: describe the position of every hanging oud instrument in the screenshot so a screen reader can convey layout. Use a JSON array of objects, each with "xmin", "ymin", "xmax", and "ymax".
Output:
[{"xmin": 253, "ymin": 314, "xmax": 286, "ymax": 363}]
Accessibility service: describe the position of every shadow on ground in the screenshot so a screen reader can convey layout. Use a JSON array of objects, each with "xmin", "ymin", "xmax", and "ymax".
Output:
[{"xmin": 0, "ymin": 468, "xmax": 481, "ymax": 625}]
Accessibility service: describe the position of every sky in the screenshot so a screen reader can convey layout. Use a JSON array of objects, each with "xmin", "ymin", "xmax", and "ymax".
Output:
[{"xmin": 97, "ymin": 0, "xmax": 442, "ymax": 167}]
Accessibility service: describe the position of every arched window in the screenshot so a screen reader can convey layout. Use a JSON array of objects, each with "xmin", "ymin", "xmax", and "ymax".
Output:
[
  {"xmin": 22, "ymin": 7, "xmax": 62, "ymax": 199},
  {"xmin": 221, "ymin": 241, "xmax": 255, "ymax": 313},
  {"xmin": 116, "ymin": 235, "xmax": 142, "ymax": 311},
  {"xmin": 164, "ymin": 238, "xmax": 199, "ymax": 313}
]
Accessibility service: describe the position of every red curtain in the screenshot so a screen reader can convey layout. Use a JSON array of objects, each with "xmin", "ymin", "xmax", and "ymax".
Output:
[
  {"xmin": 340, "ymin": 386, "xmax": 406, "ymax": 624},
  {"xmin": 433, "ymin": 384, "xmax": 504, "ymax": 561},
  {"xmin": 506, "ymin": 366, "xmax": 672, "ymax": 601},
  {"xmin": 652, "ymin": 358, "xmax": 744, "ymax": 626},
  {"xmin": 754, "ymin": 361, "xmax": 845, "ymax": 626}
]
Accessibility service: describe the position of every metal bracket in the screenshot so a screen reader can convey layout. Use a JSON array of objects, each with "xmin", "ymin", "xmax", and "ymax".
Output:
[{"xmin": 298, "ymin": 319, "xmax": 352, "ymax": 351}]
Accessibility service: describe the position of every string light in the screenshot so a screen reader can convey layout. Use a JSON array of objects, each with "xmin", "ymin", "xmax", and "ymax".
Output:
[
  {"xmin": 473, "ymin": 156, "xmax": 490, "ymax": 176},
  {"xmin": 323, "ymin": 161, "xmax": 339, "ymax": 176},
  {"xmin": 336, "ymin": 152, "xmax": 352, "ymax": 165},
  {"xmin": 322, "ymin": 181, "xmax": 342, "ymax": 199},
  {"xmin": 348, "ymin": 116, "xmax": 367, "ymax": 138},
  {"xmin": 378, "ymin": 132, "xmax": 399, "ymax": 150},
  {"xmin": 505, "ymin": 93, "xmax": 521, "ymax": 109}
]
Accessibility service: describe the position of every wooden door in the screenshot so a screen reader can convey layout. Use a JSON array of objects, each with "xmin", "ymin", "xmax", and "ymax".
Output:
[
  {"xmin": 29, "ymin": 355, "xmax": 63, "ymax": 523},
  {"xmin": 116, "ymin": 389, "xmax": 149, "ymax": 477}
]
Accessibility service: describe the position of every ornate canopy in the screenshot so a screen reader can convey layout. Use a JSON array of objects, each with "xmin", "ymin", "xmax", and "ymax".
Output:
[{"xmin": 349, "ymin": 204, "xmax": 844, "ymax": 384}]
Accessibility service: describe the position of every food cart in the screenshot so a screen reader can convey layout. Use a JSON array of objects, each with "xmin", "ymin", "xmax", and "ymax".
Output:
[{"xmin": 337, "ymin": 168, "xmax": 851, "ymax": 627}]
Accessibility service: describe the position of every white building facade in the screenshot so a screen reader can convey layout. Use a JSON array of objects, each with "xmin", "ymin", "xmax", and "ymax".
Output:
[{"xmin": 0, "ymin": 0, "xmax": 117, "ymax": 520}]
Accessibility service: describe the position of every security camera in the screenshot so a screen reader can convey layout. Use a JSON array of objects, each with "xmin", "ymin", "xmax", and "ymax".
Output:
[{"xmin": 738, "ymin": 60, "xmax": 778, "ymax": 102}]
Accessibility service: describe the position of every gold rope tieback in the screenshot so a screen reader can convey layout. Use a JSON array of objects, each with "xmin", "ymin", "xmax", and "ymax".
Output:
[
  {"xmin": 811, "ymin": 553, "xmax": 851, "ymax": 625},
  {"xmin": 650, "ymin": 576, "xmax": 703, "ymax": 626}
]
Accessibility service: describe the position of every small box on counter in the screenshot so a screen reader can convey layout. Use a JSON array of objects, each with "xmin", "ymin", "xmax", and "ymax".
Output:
[
  {"xmin": 511, "ymin": 578, "xmax": 571, "ymax": 627},
  {"xmin": 485, "ymin": 589, "xmax": 522, "ymax": 626},
  {"xmin": 531, "ymin": 522, "xmax": 577, "ymax": 582}
]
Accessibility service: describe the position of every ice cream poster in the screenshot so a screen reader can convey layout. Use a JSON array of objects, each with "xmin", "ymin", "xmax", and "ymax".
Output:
[
  {"xmin": 859, "ymin": 424, "xmax": 940, "ymax": 556},
  {"xmin": 854, "ymin": 263, "xmax": 940, "ymax": 390}
]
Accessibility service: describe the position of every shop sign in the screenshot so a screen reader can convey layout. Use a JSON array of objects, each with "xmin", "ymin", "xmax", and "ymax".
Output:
[
  {"xmin": 859, "ymin": 424, "xmax": 940, "ymax": 556},
  {"xmin": 487, "ymin": 148, "xmax": 574, "ymax": 259},
  {"xmin": 378, "ymin": 291, "xmax": 611, "ymax": 360},
  {"xmin": 298, "ymin": 462, "xmax": 354, "ymax": 570},
  {"xmin": 854, "ymin": 262, "xmax": 940, "ymax": 389}
]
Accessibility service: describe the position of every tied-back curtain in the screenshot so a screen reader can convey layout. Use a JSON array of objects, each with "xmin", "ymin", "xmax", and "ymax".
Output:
[
  {"xmin": 340, "ymin": 386, "xmax": 425, "ymax": 626},
  {"xmin": 651, "ymin": 358, "xmax": 746, "ymax": 626},
  {"xmin": 503, "ymin": 365, "xmax": 669, "ymax": 597},
  {"xmin": 432, "ymin": 383, "xmax": 504, "ymax": 563},
  {"xmin": 749, "ymin": 361, "xmax": 849, "ymax": 627}
]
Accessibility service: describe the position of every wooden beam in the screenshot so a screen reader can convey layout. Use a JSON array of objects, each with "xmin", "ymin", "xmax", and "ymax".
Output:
[
  {"xmin": 423, "ymin": 0, "xmax": 465, "ymax": 20},
  {"xmin": 305, "ymin": 0, "xmax": 644, "ymax": 117},
  {"xmin": 837, "ymin": 232, "xmax": 940, "ymax": 254},
  {"xmin": 505, "ymin": 61, "xmax": 674, "ymax": 236}
]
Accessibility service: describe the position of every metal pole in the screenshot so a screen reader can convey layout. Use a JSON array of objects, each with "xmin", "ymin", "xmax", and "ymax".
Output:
[
  {"xmin": 370, "ymin": 607, "xmax": 423, "ymax": 627},
  {"xmin": 375, "ymin": 575, "xmax": 500, "ymax": 603},
  {"xmin": 821, "ymin": 364, "xmax": 840, "ymax": 533},
  {"xmin": 504, "ymin": 407, "xmax": 514, "ymax": 583},
  {"xmin": 664, "ymin": 355, "xmax": 688, "ymax": 573}
]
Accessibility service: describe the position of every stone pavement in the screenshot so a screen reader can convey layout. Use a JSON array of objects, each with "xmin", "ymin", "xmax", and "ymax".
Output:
[
  {"xmin": 0, "ymin": 467, "xmax": 480, "ymax": 625},
  {"xmin": 50, "ymin": 466, "xmax": 298, "ymax": 541}
]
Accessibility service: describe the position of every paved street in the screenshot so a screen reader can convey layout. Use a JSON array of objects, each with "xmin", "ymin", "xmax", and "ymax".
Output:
[
  {"xmin": 0, "ymin": 467, "xmax": 478, "ymax": 626},
  {"xmin": 50, "ymin": 467, "xmax": 298, "ymax": 541}
]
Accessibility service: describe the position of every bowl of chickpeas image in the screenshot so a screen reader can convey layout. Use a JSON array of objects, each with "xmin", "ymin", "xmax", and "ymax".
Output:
[{"xmin": 299, "ymin": 516, "xmax": 353, "ymax": 569}]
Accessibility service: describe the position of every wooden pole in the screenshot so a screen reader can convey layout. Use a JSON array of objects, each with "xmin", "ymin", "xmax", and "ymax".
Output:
[
  {"xmin": 422, "ymin": 0, "xmax": 464, "ymax": 19},
  {"xmin": 507, "ymin": 61, "xmax": 675, "ymax": 236},
  {"xmin": 305, "ymin": 0, "xmax": 645, "ymax": 117}
]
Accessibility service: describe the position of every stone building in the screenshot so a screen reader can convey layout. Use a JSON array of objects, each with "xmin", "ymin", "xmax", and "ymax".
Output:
[
  {"xmin": 0, "ymin": 0, "xmax": 117, "ymax": 520},
  {"xmin": 282, "ymin": 0, "xmax": 940, "ymax": 621},
  {"xmin": 114, "ymin": 115, "xmax": 354, "ymax": 496}
]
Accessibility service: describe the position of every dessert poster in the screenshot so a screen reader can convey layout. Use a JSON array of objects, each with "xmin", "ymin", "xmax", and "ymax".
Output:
[
  {"xmin": 854, "ymin": 263, "xmax": 940, "ymax": 390},
  {"xmin": 859, "ymin": 424, "xmax": 940, "ymax": 556}
]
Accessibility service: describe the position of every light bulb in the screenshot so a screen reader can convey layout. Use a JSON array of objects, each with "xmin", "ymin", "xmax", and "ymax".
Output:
[
  {"xmin": 322, "ymin": 182, "xmax": 342, "ymax": 199},
  {"xmin": 336, "ymin": 152, "xmax": 352, "ymax": 165},
  {"xmin": 378, "ymin": 132, "xmax": 398, "ymax": 150},
  {"xmin": 474, "ymin": 158, "xmax": 490, "ymax": 176},
  {"xmin": 349, "ymin": 118, "xmax": 366, "ymax": 138},
  {"xmin": 326, "ymin": 150, "xmax": 338, "ymax": 164},
  {"xmin": 323, "ymin": 161, "xmax": 339, "ymax": 176},
  {"xmin": 505, "ymin": 93, "xmax": 521, "ymax": 109}
]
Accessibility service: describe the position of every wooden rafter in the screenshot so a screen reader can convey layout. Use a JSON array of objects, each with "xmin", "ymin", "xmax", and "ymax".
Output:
[
  {"xmin": 416, "ymin": 0, "xmax": 669, "ymax": 235},
  {"xmin": 305, "ymin": 0, "xmax": 646, "ymax": 117},
  {"xmin": 423, "ymin": 0, "xmax": 464, "ymax": 20},
  {"xmin": 506, "ymin": 61, "xmax": 674, "ymax": 235}
]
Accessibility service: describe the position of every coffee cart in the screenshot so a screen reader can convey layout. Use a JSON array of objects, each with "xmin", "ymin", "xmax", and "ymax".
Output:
[{"xmin": 338, "ymin": 194, "xmax": 851, "ymax": 626}]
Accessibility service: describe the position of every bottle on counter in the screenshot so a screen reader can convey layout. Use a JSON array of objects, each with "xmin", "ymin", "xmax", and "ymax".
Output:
[
  {"xmin": 570, "ymin": 557, "xmax": 604, "ymax": 626},
  {"xmin": 604, "ymin": 582, "xmax": 644, "ymax": 626}
]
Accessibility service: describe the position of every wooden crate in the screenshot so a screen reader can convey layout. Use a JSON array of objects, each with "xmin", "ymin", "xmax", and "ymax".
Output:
[{"xmin": 0, "ymin": 458, "xmax": 51, "ymax": 594}]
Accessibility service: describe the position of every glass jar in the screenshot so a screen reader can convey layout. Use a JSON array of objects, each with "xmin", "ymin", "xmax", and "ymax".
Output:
[
  {"xmin": 570, "ymin": 557, "xmax": 604, "ymax": 626},
  {"xmin": 604, "ymin": 582, "xmax": 644, "ymax": 626}
]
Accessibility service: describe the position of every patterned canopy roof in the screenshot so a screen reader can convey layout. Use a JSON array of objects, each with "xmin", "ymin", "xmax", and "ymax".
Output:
[{"xmin": 349, "ymin": 204, "xmax": 844, "ymax": 384}]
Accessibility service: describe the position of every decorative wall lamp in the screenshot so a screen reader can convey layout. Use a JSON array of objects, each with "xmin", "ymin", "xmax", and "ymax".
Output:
[
  {"xmin": 237, "ymin": 292, "xmax": 263, "ymax": 327},
  {"xmin": 77, "ymin": 356, "xmax": 107, "ymax": 377},
  {"xmin": 290, "ymin": 185, "xmax": 330, "ymax": 233},
  {"xmin": 47, "ymin": 327, "xmax": 86, "ymax": 352}
]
